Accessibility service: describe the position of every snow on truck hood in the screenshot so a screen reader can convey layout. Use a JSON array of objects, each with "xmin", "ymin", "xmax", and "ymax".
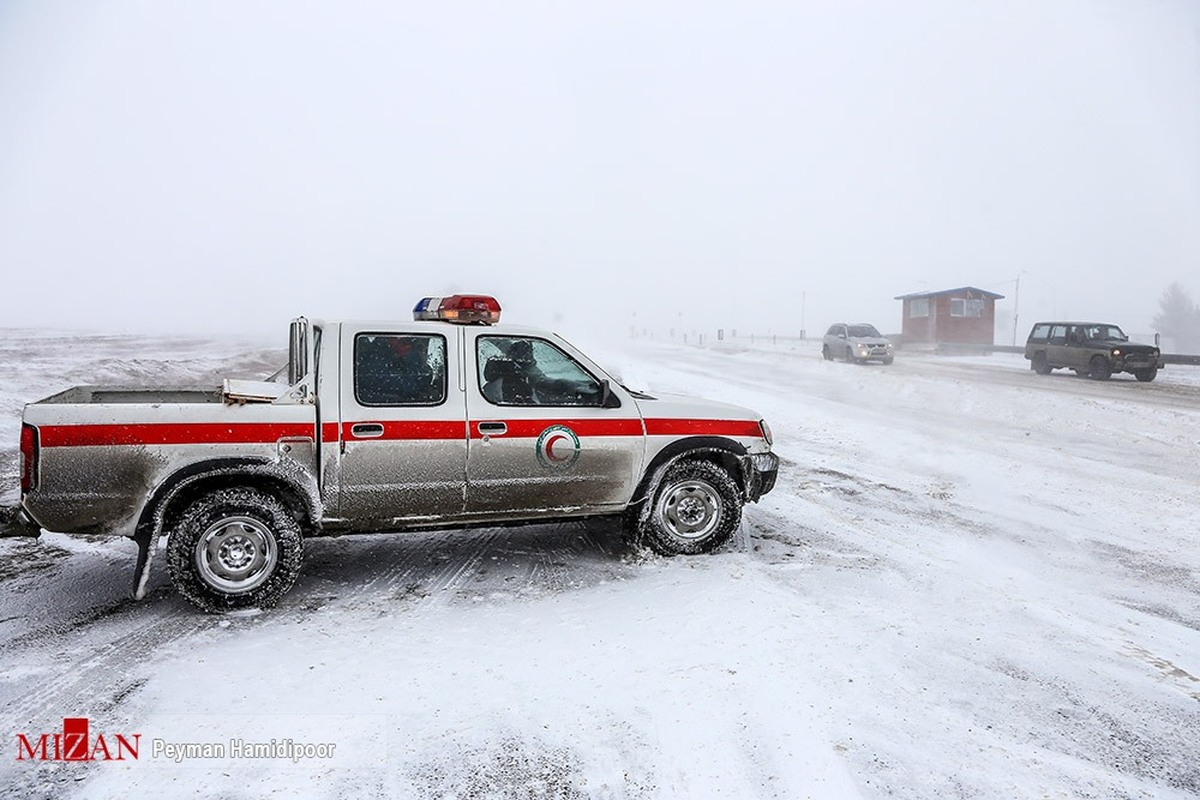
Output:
[{"xmin": 632, "ymin": 390, "xmax": 762, "ymax": 422}]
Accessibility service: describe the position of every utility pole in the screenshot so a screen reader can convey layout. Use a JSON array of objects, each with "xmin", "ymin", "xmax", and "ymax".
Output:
[
  {"xmin": 1011, "ymin": 274, "xmax": 1021, "ymax": 346},
  {"xmin": 801, "ymin": 290, "xmax": 806, "ymax": 340}
]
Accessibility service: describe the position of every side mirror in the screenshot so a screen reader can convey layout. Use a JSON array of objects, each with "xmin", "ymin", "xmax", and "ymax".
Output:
[
  {"xmin": 288, "ymin": 317, "xmax": 309, "ymax": 386},
  {"xmin": 599, "ymin": 379, "xmax": 621, "ymax": 408}
]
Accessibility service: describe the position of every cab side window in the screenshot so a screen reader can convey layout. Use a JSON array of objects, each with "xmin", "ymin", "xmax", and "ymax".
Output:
[
  {"xmin": 1048, "ymin": 325, "xmax": 1068, "ymax": 345},
  {"xmin": 355, "ymin": 334, "xmax": 447, "ymax": 406},
  {"xmin": 1029, "ymin": 324, "xmax": 1051, "ymax": 342},
  {"xmin": 477, "ymin": 336, "xmax": 606, "ymax": 407}
]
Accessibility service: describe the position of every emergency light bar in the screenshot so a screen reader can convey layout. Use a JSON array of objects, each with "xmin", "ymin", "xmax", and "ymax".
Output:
[{"xmin": 413, "ymin": 295, "xmax": 502, "ymax": 325}]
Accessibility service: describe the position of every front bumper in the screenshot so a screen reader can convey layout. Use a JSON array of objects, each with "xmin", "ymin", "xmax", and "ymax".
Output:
[
  {"xmin": 741, "ymin": 452, "xmax": 779, "ymax": 502},
  {"xmin": 1114, "ymin": 355, "xmax": 1164, "ymax": 372},
  {"xmin": 853, "ymin": 345, "xmax": 893, "ymax": 362}
]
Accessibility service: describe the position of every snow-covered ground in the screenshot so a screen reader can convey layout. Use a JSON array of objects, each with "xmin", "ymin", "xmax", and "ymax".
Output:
[{"xmin": 1, "ymin": 331, "xmax": 1198, "ymax": 799}]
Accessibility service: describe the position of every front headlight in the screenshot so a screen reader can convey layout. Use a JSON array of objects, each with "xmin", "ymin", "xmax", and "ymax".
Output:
[
  {"xmin": 1111, "ymin": 348, "xmax": 1121, "ymax": 357},
  {"xmin": 759, "ymin": 419, "xmax": 773, "ymax": 445}
]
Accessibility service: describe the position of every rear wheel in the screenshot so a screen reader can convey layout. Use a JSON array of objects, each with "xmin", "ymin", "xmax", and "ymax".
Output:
[
  {"xmin": 1088, "ymin": 355, "xmax": 1112, "ymax": 381},
  {"xmin": 641, "ymin": 460, "xmax": 742, "ymax": 556},
  {"xmin": 1134, "ymin": 367, "xmax": 1157, "ymax": 382},
  {"xmin": 167, "ymin": 487, "xmax": 303, "ymax": 613},
  {"xmin": 1032, "ymin": 353, "xmax": 1051, "ymax": 375}
]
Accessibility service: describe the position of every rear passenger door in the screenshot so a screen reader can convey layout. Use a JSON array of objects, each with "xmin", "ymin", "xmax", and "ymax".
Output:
[
  {"xmin": 1046, "ymin": 324, "xmax": 1069, "ymax": 367},
  {"xmin": 335, "ymin": 326, "xmax": 468, "ymax": 525}
]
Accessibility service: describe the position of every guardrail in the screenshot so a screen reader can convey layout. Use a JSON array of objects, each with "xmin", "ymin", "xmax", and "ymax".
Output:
[
  {"xmin": 901, "ymin": 341, "xmax": 1200, "ymax": 365},
  {"xmin": 646, "ymin": 332, "xmax": 1200, "ymax": 365}
]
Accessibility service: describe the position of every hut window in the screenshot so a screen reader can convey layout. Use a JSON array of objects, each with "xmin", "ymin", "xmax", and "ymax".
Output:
[
  {"xmin": 950, "ymin": 298, "xmax": 983, "ymax": 317},
  {"xmin": 909, "ymin": 298, "xmax": 930, "ymax": 318}
]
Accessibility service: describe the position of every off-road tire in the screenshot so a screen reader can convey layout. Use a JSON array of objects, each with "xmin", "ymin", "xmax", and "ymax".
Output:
[
  {"xmin": 1088, "ymin": 355, "xmax": 1112, "ymax": 381},
  {"xmin": 167, "ymin": 487, "xmax": 303, "ymax": 613},
  {"xmin": 640, "ymin": 460, "xmax": 742, "ymax": 556},
  {"xmin": 1032, "ymin": 353, "xmax": 1051, "ymax": 375},
  {"xmin": 1134, "ymin": 367, "xmax": 1157, "ymax": 382}
]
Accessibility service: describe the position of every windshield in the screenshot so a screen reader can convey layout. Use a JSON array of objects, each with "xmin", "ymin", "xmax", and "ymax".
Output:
[
  {"xmin": 1086, "ymin": 325, "xmax": 1127, "ymax": 341},
  {"xmin": 847, "ymin": 324, "xmax": 882, "ymax": 338}
]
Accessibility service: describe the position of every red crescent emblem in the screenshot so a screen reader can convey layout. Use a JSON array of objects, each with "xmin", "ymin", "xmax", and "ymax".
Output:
[{"xmin": 544, "ymin": 433, "xmax": 571, "ymax": 462}]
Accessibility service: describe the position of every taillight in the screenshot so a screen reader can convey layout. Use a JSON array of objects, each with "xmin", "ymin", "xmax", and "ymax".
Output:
[{"xmin": 19, "ymin": 423, "xmax": 38, "ymax": 493}]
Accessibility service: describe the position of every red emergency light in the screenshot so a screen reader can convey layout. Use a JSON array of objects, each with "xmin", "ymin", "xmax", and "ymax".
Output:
[{"xmin": 413, "ymin": 295, "xmax": 502, "ymax": 325}]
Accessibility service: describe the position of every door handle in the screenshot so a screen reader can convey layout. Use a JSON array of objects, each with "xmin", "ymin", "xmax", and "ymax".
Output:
[
  {"xmin": 350, "ymin": 423, "xmax": 384, "ymax": 438},
  {"xmin": 477, "ymin": 421, "xmax": 507, "ymax": 436}
]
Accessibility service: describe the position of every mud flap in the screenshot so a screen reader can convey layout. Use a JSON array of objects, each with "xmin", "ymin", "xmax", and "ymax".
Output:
[
  {"xmin": 132, "ymin": 527, "xmax": 160, "ymax": 600},
  {"xmin": 1, "ymin": 507, "xmax": 44, "ymax": 538}
]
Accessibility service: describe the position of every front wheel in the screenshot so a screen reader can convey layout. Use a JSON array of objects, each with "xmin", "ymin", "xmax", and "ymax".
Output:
[
  {"xmin": 167, "ymin": 487, "xmax": 303, "ymax": 613},
  {"xmin": 822, "ymin": 345, "xmax": 833, "ymax": 361},
  {"xmin": 1134, "ymin": 367, "xmax": 1157, "ymax": 382},
  {"xmin": 640, "ymin": 460, "xmax": 742, "ymax": 556},
  {"xmin": 1088, "ymin": 355, "xmax": 1112, "ymax": 381}
]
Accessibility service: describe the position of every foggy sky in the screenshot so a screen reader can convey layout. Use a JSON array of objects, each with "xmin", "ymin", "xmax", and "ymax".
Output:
[{"xmin": 1, "ymin": 0, "xmax": 1197, "ymax": 342}]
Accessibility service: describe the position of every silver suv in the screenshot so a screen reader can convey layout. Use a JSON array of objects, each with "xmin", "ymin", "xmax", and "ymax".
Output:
[{"xmin": 822, "ymin": 323, "xmax": 894, "ymax": 365}]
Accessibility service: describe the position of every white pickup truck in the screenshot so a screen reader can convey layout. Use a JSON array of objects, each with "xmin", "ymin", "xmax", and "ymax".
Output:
[{"xmin": 16, "ymin": 295, "xmax": 779, "ymax": 612}]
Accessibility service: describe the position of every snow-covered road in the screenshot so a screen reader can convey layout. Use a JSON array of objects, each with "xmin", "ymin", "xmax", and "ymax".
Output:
[{"xmin": 1, "ymin": 332, "xmax": 1198, "ymax": 799}]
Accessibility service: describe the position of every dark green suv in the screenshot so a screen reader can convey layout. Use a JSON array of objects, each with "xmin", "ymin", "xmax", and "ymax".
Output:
[{"xmin": 1024, "ymin": 322, "xmax": 1163, "ymax": 382}]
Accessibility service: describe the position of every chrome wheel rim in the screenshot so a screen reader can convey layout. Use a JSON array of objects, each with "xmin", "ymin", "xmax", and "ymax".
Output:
[
  {"xmin": 194, "ymin": 516, "xmax": 277, "ymax": 594},
  {"xmin": 657, "ymin": 480, "xmax": 721, "ymax": 540}
]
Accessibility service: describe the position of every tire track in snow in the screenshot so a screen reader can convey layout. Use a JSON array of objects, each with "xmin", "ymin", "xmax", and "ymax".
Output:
[{"xmin": 290, "ymin": 521, "xmax": 631, "ymax": 620}]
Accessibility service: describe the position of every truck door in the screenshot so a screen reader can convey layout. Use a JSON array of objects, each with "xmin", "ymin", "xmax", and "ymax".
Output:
[
  {"xmin": 335, "ymin": 326, "xmax": 468, "ymax": 526},
  {"xmin": 464, "ymin": 331, "xmax": 644, "ymax": 516},
  {"xmin": 1064, "ymin": 324, "xmax": 1087, "ymax": 369}
]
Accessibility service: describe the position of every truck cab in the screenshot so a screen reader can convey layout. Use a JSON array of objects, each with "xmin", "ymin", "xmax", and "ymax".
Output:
[{"xmin": 18, "ymin": 295, "xmax": 779, "ymax": 612}]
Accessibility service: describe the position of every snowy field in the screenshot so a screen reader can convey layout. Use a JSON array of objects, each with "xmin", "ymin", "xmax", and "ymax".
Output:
[{"xmin": 1, "ymin": 330, "xmax": 1199, "ymax": 799}]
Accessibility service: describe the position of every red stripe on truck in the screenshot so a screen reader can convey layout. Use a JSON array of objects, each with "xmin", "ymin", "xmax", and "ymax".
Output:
[
  {"xmin": 643, "ymin": 418, "xmax": 763, "ymax": 438},
  {"xmin": 344, "ymin": 421, "xmax": 466, "ymax": 440},
  {"xmin": 36, "ymin": 417, "xmax": 761, "ymax": 448},
  {"xmin": 39, "ymin": 422, "xmax": 316, "ymax": 447},
  {"xmin": 469, "ymin": 419, "xmax": 644, "ymax": 439}
]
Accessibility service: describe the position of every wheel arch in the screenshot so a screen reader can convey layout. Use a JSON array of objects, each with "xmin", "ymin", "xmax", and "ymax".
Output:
[
  {"xmin": 130, "ymin": 458, "xmax": 321, "ymax": 600},
  {"xmin": 139, "ymin": 458, "xmax": 321, "ymax": 540},
  {"xmin": 631, "ymin": 436, "xmax": 748, "ymax": 513}
]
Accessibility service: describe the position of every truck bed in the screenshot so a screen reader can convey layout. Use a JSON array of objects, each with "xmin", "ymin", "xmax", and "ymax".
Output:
[{"xmin": 35, "ymin": 386, "xmax": 223, "ymax": 405}]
